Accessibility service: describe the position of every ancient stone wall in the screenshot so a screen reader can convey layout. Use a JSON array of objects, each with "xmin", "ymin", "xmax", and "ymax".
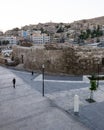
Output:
[{"xmin": 12, "ymin": 45, "xmax": 104, "ymax": 75}]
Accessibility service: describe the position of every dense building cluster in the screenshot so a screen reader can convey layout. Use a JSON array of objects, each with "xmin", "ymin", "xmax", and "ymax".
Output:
[{"xmin": 0, "ymin": 16, "xmax": 104, "ymax": 46}]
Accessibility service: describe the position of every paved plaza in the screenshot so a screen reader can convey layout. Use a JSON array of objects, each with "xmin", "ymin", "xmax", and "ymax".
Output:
[{"xmin": 0, "ymin": 66, "xmax": 104, "ymax": 130}]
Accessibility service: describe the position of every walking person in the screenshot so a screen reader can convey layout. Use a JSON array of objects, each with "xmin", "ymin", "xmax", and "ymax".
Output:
[
  {"xmin": 12, "ymin": 78, "xmax": 16, "ymax": 88},
  {"xmin": 31, "ymin": 71, "xmax": 34, "ymax": 80},
  {"xmin": 31, "ymin": 71, "xmax": 34, "ymax": 76}
]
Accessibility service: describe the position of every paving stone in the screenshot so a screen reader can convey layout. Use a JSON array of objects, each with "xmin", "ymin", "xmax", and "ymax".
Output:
[{"xmin": 0, "ymin": 66, "xmax": 92, "ymax": 130}]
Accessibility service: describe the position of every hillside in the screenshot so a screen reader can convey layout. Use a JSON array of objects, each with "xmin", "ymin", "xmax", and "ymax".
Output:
[
  {"xmin": 74, "ymin": 16, "xmax": 104, "ymax": 25},
  {"xmin": 2, "ymin": 15, "xmax": 104, "ymax": 56}
]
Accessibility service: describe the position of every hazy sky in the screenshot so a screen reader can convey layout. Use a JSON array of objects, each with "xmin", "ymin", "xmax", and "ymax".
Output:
[{"xmin": 0, "ymin": 0, "xmax": 104, "ymax": 32}]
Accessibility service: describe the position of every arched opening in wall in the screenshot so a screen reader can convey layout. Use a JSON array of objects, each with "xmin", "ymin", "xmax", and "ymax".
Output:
[{"xmin": 102, "ymin": 58, "xmax": 104, "ymax": 66}]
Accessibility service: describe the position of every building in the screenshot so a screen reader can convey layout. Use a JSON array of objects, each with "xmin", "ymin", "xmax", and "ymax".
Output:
[
  {"xmin": 5, "ymin": 36, "xmax": 17, "ymax": 44},
  {"xmin": 18, "ymin": 30, "xmax": 28, "ymax": 38},
  {"xmin": 32, "ymin": 33, "xmax": 50, "ymax": 44},
  {"xmin": 0, "ymin": 36, "xmax": 17, "ymax": 44}
]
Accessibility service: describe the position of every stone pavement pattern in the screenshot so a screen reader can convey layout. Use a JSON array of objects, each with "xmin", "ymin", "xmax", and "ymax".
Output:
[
  {"xmin": 79, "ymin": 102, "xmax": 104, "ymax": 130},
  {"xmin": 0, "ymin": 66, "xmax": 90, "ymax": 130},
  {"xmin": 45, "ymin": 80, "xmax": 104, "ymax": 130}
]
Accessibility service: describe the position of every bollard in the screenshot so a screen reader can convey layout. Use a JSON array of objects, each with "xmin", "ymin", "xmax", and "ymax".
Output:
[{"xmin": 74, "ymin": 95, "xmax": 79, "ymax": 115}]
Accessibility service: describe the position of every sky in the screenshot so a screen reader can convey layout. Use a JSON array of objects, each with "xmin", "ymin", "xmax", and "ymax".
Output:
[{"xmin": 0, "ymin": 0, "xmax": 104, "ymax": 32}]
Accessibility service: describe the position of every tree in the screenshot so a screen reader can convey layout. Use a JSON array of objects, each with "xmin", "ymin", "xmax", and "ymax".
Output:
[
  {"xmin": 91, "ymin": 31, "xmax": 95, "ymax": 38},
  {"xmin": 2, "ymin": 40, "xmax": 9, "ymax": 45},
  {"xmin": 65, "ymin": 24, "xmax": 71, "ymax": 28},
  {"xmin": 57, "ymin": 27, "xmax": 64, "ymax": 33},
  {"xmin": 86, "ymin": 29, "xmax": 91, "ymax": 38},
  {"xmin": 40, "ymin": 28, "xmax": 44, "ymax": 33},
  {"xmin": 89, "ymin": 75, "xmax": 98, "ymax": 101},
  {"xmin": 5, "ymin": 40, "xmax": 9, "ymax": 45},
  {"xmin": 12, "ymin": 27, "xmax": 19, "ymax": 31}
]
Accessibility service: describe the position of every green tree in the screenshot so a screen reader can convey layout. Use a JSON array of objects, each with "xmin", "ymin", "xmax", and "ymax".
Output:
[
  {"xmin": 79, "ymin": 31, "xmax": 87, "ymax": 40},
  {"xmin": 89, "ymin": 75, "xmax": 98, "ymax": 101},
  {"xmin": 57, "ymin": 27, "xmax": 64, "ymax": 33},
  {"xmin": 40, "ymin": 28, "xmax": 44, "ymax": 33},
  {"xmin": 86, "ymin": 29, "xmax": 91, "ymax": 38},
  {"xmin": 2, "ymin": 40, "xmax": 9, "ymax": 45},
  {"xmin": 5, "ymin": 40, "xmax": 9, "ymax": 45},
  {"xmin": 91, "ymin": 30, "xmax": 95, "ymax": 38}
]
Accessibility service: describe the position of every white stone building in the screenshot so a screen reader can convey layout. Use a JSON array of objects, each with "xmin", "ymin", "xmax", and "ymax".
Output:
[
  {"xmin": 0, "ymin": 36, "xmax": 17, "ymax": 44},
  {"xmin": 32, "ymin": 33, "xmax": 50, "ymax": 44},
  {"xmin": 5, "ymin": 36, "xmax": 17, "ymax": 44}
]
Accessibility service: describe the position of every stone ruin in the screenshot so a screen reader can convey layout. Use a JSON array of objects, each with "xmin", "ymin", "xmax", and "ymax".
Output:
[{"xmin": 12, "ymin": 44, "xmax": 104, "ymax": 75}]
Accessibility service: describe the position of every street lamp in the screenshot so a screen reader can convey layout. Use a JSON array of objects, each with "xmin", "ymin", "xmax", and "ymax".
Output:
[
  {"xmin": 42, "ymin": 64, "xmax": 45, "ymax": 97},
  {"xmin": 97, "ymin": 63, "xmax": 100, "ymax": 87}
]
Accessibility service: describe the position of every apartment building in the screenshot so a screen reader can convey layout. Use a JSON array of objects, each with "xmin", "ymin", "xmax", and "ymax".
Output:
[
  {"xmin": 18, "ymin": 30, "xmax": 28, "ymax": 38},
  {"xmin": 0, "ymin": 36, "xmax": 17, "ymax": 44},
  {"xmin": 32, "ymin": 33, "xmax": 50, "ymax": 44}
]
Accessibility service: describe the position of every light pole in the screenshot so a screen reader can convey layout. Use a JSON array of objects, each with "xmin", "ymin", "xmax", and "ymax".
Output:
[
  {"xmin": 97, "ymin": 63, "xmax": 100, "ymax": 87},
  {"xmin": 42, "ymin": 64, "xmax": 45, "ymax": 97}
]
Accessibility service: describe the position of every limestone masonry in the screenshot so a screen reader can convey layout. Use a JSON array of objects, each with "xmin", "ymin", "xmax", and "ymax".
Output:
[{"xmin": 12, "ymin": 44, "xmax": 104, "ymax": 75}]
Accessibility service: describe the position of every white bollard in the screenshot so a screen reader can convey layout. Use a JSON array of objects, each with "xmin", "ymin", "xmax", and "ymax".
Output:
[{"xmin": 74, "ymin": 95, "xmax": 79, "ymax": 115}]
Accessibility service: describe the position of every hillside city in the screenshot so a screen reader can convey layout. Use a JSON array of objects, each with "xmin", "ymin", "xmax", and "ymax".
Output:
[
  {"xmin": 1, "ymin": 16, "xmax": 104, "ymax": 130},
  {"xmin": 0, "ymin": 16, "xmax": 104, "ymax": 47}
]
